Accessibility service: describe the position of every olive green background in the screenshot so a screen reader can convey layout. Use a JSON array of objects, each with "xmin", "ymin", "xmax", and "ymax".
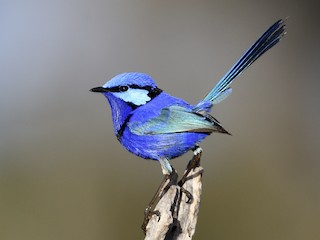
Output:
[{"xmin": 1, "ymin": 0, "xmax": 319, "ymax": 239}]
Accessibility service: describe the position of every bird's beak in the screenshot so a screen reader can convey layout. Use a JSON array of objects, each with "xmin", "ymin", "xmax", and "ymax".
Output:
[{"xmin": 90, "ymin": 87, "xmax": 109, "ymax": 93}]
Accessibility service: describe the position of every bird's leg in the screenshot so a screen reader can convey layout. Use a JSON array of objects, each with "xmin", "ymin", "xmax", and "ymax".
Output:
[
  {"xmin": 178, "ymin": 146, "xmax": 202, "ymax": 202},
  {"xmin": 141, "ymin": 174, "xmax": 169, "ymax": 233},
  {"xmin": 178, "ymin": 145, "xmax": 202, "ymax": 186},
  {"xmin": 141, "ymin": 158, "xmax": 178, "ymax": 234}
]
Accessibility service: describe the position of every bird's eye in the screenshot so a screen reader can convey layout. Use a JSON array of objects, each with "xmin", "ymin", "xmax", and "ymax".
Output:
[{"xmin": 119, "ymin": 85, "xmax": 129, "ymax": 92}]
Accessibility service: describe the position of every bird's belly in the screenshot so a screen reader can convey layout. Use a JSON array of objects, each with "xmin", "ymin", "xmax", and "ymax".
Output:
[{"xmin": 120, "ymin": 129, "xmax": 209, "ymax": 160}]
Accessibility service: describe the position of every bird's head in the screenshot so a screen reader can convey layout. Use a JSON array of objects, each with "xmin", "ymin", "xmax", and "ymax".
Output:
[{"xmin": 90, "ymin": 72, "xmax": 162, "ymax": 107}]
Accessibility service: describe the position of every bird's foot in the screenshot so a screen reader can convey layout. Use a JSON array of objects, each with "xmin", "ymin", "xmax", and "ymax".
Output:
[{"xmin": 141, "ymin": 206, "xmax": 161, "ymax": 234}]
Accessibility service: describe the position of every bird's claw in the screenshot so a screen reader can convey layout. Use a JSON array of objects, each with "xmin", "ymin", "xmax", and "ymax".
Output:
[
  {"xmin": 144, "ymin": 206, "xmax": 161, "ymax": 219},
  {"xmin": 180, "ymin": 187, "xmax": 193, "ymax": 203},
  {"xmin": 141, "ymin": 207, "xmax": 161, "ymax": 233}
]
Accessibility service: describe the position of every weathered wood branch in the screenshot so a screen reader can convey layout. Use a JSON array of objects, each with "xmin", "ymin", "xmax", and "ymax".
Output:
[{"xmin": 144, "ymin": 166, "xmax": 203, "ymax": 240}]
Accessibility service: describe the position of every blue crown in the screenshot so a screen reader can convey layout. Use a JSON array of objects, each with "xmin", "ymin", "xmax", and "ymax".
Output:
[{"xmin": 103, "ymin": 72, "xmax": 157, "ymax": 89}]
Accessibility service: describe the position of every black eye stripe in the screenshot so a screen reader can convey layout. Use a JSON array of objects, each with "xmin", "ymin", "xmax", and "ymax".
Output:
[
  {"xmin": 107, "ymin": 84, "xmax": 162, "ymax": 94},
  {"xmin": 147, "ymin": 87, "xmax": 162, "ymax": 99},
  {"xmin": 107, "ymin": 85, "xmax": 128, "ymax": 92}
]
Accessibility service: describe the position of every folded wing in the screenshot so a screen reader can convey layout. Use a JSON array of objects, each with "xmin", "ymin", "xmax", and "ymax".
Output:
[{"xmin": 128, "ymin": 105, "xmax": 228, "ymax": 135}]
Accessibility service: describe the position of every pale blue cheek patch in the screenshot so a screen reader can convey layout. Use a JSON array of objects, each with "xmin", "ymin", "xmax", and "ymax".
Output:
[{"xmin": 113, "ymin": 89, "xmax": 151, "ymax": 106}]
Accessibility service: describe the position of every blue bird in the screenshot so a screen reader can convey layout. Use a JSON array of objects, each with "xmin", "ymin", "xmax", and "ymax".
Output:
[{"xmin": 91, "ymin": 19, "xmax": 286, "ymax": 177}]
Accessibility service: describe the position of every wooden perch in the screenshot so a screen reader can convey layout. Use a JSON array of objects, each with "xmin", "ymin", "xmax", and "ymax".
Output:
[{"xmin": 144, "ymin": 166, "xmax": 204, "ymax": 240}]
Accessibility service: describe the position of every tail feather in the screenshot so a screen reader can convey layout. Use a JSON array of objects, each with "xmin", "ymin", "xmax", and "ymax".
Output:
[{"xmin": 203, "ymin": 19, "xmax": 286, "ymax": 103}]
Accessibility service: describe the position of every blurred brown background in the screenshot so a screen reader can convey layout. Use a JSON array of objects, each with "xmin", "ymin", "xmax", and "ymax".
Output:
[{"xmin": 1, "ymin": 0, "xmax": 319, "ymax": 239}]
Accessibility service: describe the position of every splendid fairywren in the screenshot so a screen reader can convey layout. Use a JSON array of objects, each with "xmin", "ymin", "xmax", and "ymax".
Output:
[{"xmin": 91, "ymin": 19, "xmax": 286, "ymax": 176}]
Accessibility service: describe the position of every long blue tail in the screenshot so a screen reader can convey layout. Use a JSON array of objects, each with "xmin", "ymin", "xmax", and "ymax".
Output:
[{"xmin": 203, "ymin": 19, "xmax": 286, "ymax": 104}]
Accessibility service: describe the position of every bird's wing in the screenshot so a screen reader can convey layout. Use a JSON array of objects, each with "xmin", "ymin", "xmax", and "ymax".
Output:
[{"xmin": 128, "ymin": 105, "xmax": 227, "ymax": 135}]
